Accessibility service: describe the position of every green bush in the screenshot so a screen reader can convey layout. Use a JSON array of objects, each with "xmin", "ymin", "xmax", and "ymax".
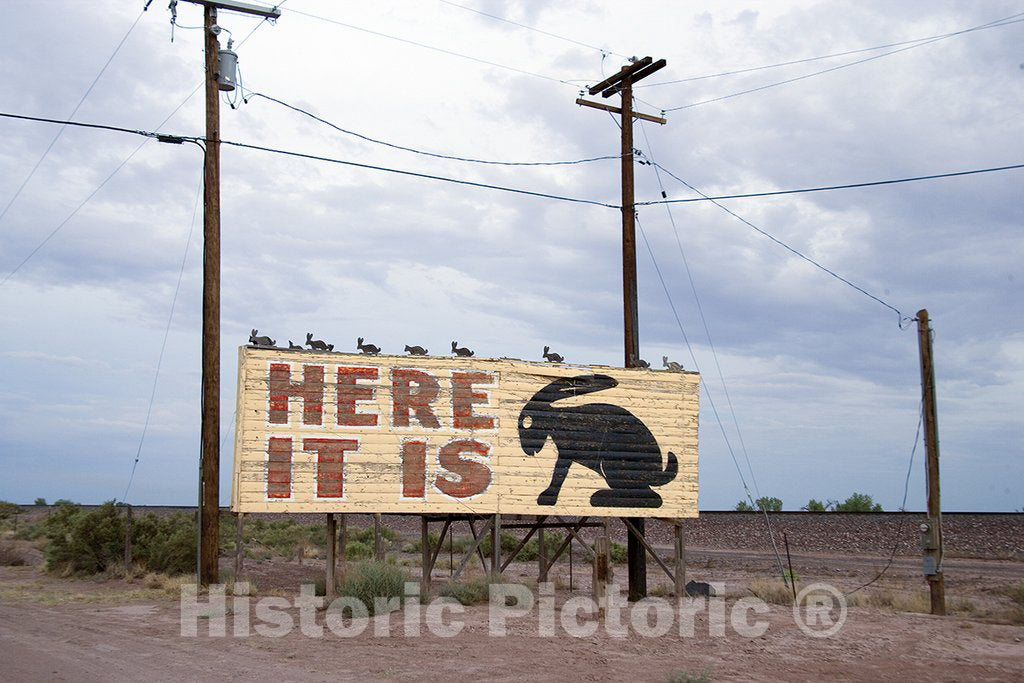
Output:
[
  {"xmin": 131, "ymin": 513, "xmax": 195, "ymax": 575},
  {"xmin": 440, "ymin": 578, "xmax": 491, "ymax": 605},
  {"xmin": 346, "ymin": 540, "xmax": 373, "ymax": 560},
  {"xmin": 34, "ymin": 498, "xmax": 47, "ymax": 506},
  {"xmin": 609, "ymin": 540, "xmax": 628, "ymax": 564},
  {"xmin": 43, "ymin": 501, "xmax": 124, "ymax": 574},
  {"xmin": 336, "ymin": 560, "xmax": 410, "ymax": 615},
  {"xmin": 0, "ymin": 501, "xmax": 21, "ymax": 520},
  {"xmin": 834, "ymin": 492, "xmax": 883, "ymax": 512}
]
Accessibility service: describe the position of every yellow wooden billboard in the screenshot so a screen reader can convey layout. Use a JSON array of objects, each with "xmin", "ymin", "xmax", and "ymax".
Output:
[{"xmin": 231, "ymin": 346, "xmax": 698, "ymax": 517}]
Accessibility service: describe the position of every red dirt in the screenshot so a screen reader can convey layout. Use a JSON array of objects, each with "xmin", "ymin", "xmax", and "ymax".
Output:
[{"xmin": 2, "ymin": 544, "xmax": 1023, "ymax": 682}]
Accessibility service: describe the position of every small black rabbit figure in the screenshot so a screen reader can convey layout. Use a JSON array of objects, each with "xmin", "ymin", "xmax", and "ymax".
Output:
[
  {"xmin": 542, "ymin": 346, "xmax": 564, "ymax": 363},
  {"xmin": 518, "ymin": 374, "xmax": 677, "ymax": 508},
  {"xmin": 451, "ymin": 341, "xmax": 474, "ymax": 357},
  {"xmin": 404, "ymin": 344, "xmax": 428, "ymax": 356},
  {"xmin": 306, "ymin": 332, "xmax": 333, "ymax": 352},
  {"xmin": 288, "ymin": 340, "xmax": 303, "ymax": 350},
  {"xmin": 357, "ymin": 337, "xmax": 381, "ymax": 355},
  {"xmin": 638, "ymin": 358, "xmax": 650, "ymax": 368},
  {"xmin": 249, "ymin": 329, "xmax": 275, "ymax": 347}
]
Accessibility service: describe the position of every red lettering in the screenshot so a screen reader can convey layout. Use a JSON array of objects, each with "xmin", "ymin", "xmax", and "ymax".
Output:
[
  {"xmin": 267, "ymin": 437, "xmax": 292, "ymax": 499},
  {"xmin": 435, "ymin": 439, "xmax": 491, "ymax": 498},
  {"xmin": 305, "ymin": 438, "xmax": 359, "ymax": 498},
  {"xmin": 400, "ymin": 440, "xmax": 427, "ymax": 498},
  {"xmin": 337, "ymin": 367, "xmax": 378, "ymax": 426},
  {"xmin": 269, "ymin": 363, "xmax": 324, "ymax": 425},
  {"xmin": 451, "ymin": 371, "xmax": 496, "ymax": 430},
  {"xmin": 391, "ymin": 369, "xmax": 441, "ymax": 428}
]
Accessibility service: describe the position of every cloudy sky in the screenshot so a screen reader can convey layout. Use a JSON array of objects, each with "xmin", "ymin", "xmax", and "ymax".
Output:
[{"xmin": 1, "ymin": 0, "xmax": 1020, "ymax": 511}]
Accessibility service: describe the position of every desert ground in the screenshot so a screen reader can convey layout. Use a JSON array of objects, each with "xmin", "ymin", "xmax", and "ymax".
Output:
[{"xmin": 1, "ymin": 511, "xmax": 1022, "ymax": 682}]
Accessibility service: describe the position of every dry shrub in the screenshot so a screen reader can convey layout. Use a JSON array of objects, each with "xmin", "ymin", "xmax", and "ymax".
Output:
[
  {"xmin": 748, "ymin": 578, "xmax": 793, "ymax": 605},
  {"xmin": 0, "ymin": 541, "xmax": 26, "ymax": 566}
]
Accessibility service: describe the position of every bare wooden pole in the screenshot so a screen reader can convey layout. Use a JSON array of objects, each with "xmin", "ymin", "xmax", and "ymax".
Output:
[
  {"xmin": 325, "ymin": 513, "xmax": 336, "ymax": 600},
  {"xmin": 673, "ymin": 521, "xmax": 686, "ymax": 598},
  {"xmin": 234, "ymin": 512, "xmax": 244, "ymax": 578},
  {"xmin": 199, "ymin": 4, "xmax": 221, "ymax": 586},
  {"xmin": 491, "ymin": 513, "xmax": 502, "ymax": 580},
  {"xmin": 917, "ymin": 309, "xmax": 946, "ymax": 615},
  {"xmin": 338, "ymin": 513, "xmax": 348, "ymax": 581},
  {"xmin": 421, "ymin": 516, "xmax": 430, "ymax": 595},
  {"xmin": 537, "ymin": 522, "xmax": 548, "ymax": 583},
  {"xmin": 374, "ymin": 513, "xmax": 383, "ymax": 561}
]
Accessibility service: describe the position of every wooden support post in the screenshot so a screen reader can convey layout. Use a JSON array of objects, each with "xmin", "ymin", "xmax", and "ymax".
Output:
[
  {"xmin": 338, "ymin": 513, "xmax": 348, "ymax": 581},
  {"xmin": 917, "ymin": 308, "xmax": 946, "ymax": 616},
  {"xmin": 374, "ymin": 513, "xmax": 383, "ymax": 561},
  {"xmin": 234, "ymin": 512, "xmax": 244, "ymax": 579},
  {"xmin": 673, "ymin": 521, "xmax": 686, "ymax": 598},
  {"xmin": 123, "ymin": 505, "xmax": 133, "ymax": 568},
  {"xmin": 593, "ymin": 536, "xmax": 609, "ymax": 618},
  {"xmin": 421, "ymin": 516, "xmax": 431, "ymax": 596},
  {"xmin": 491, "ymin": 513, "xmax": 502, "ymax": 580},
  {"xmin": 538, "ymin": 523, "xmax": 548, "ymax": 583},
  {"xmin": 325, "ymin": 513, "xmax": 336, "ymax": 600}
]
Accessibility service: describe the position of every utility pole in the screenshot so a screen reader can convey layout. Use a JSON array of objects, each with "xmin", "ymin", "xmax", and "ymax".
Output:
[
  {"xmin": 916, "ymin": 308, "xmax": 945, "ymax": 615},
  {"xmin": 577, "ymin": 56, "xmax": 666, "ymax": 601},
  {"xmin": 182, "ymin": 0, "xmax": 281, "ymax": 586}
]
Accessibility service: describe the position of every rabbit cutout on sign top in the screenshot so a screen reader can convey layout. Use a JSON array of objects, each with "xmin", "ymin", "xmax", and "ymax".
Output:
[{"xmin": 518, "ymin": 374, "xmax": 677, "ymax": 508}]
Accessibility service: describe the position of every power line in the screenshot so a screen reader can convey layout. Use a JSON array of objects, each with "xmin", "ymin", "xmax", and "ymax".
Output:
[
  {"xmin": 436, "ymin": 0, "xmax": 630, "ymax": 60},
  {"xmin": 637, "ymin": 121, "xmax": 761, "ymax": 503},
  {"xmin": 0, "ymin": 5, "xmax": 146, "ymax": 225},
  {"xmin": 244, "ymin": 90, "xmax": 621, "ymax": 166},
  {"xmin": 641, "ymin": 15, "xmax": 1024, "ymax": 88},
  {"xmin": 286, "ymin": 6, "xmax": 580, "ymax": 88},
  {"xmin": 219, "ymin": 138, "xmax": 618, "ymax": 208},
  {"xmin": 636, "ymin": 162, "xmax": 1024, "ymax": 205},
  {"xmin": 659, "ymin": 12, "xmax": 1024, "ymax": 113},
  {"xmin": 0, "ymin": 13, "xmax": 278, "ymax": 287},
  {"xmin": 639, "ymin": 156, "xmax": 911, "ymax": 325},
  {"xmin": 123, "ymin": 171, "xmax": 202, "ymax": 504},
  {"xmin": 635, "ymin": 212, "xmax": 789, "ymax": 584},
  {"xmin": 846, "ymin": 401, "xmax": 924, "ymax": 596}
]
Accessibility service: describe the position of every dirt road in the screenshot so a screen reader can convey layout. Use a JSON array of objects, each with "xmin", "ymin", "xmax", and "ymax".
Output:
[{"xmin": 2, "ymin": 560, "xmax": 1023, "ymax": 682}]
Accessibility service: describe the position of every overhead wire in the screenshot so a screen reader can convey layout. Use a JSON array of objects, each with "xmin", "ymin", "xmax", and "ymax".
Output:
[
  {"xmin": 243, "ymin": 91, "xmax": 621, "ymax": 166},
  {"xmin": 659, "ymin": 12, "xmax": 1024, "ymax": 112},
  {"xmin": 219, "ymin": 138, "xmax": 619, "ymax": 208},
  {"xmin": 636, "ymin": 162, "xmax": 1024, "ymax": 205},
  {"xmin": 286, "ymin": 6, "xmax": 582, "ymax": 88},
  {"xmin": 640, "ymin": 15, "xmax": 1024, "ymax": 88},
  {"xmin": 122, "ymin": 172, "xmax": 203, "ymax": 503},
  {"xmin": 436, "ymin": 0, "xmax": 630, "ymax": 60},
  {"xmin": 634, "ymin": 211, "xmax": 790, "ymax": 584},
  {"xmin": 635, "ymin": 116, "xmax": 789, "ymax": 584},
  {"xmin": 0, "ymin": 8, "xmax": 280, "ymax": 287},
  {"xmin": 846, "ymin": 400, "xmax": 924, "ymax": 596},
  {"xmin": 0, "ymin": 5, "xmax": 147, "ymax": 225},
  {"xmin": 637, "ymin": 155, "xmax": 912, "ymax": 326}
]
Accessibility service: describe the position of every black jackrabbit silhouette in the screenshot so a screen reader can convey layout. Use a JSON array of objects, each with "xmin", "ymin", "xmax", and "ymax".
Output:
[
  {"xmin": 542, "ymin": 346, "xmax": 564, "ymax": 363},
  {"xmin": 451, "ymin": 341, "xmax": 474, "ymax": 357},
  {"xmin": 518, "ymin": 374, "xmax": 677, "ymax": 508},
  {"xmin": 357, "ymin": 337, "xmax": 380, "ymax": 355},
  {"xmin": 404, "ymin": 344, "xmax": 428, "ymax": 356},
  {"xmin": 288, "ymin": 340, "xmax": 303, "ymax": 350},
  {"xmin": 249, "ymin": 329, "xmax": 275, "ymax": 347},
  {"xmin": 306, "ymin": 333, "xmax": 333, "ymax": 352}
]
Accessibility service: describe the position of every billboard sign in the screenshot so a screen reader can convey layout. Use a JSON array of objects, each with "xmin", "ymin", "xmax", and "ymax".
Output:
[{"xmin": 231, "ymin": 347, "xmax": 698, "ymax": 517}]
